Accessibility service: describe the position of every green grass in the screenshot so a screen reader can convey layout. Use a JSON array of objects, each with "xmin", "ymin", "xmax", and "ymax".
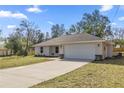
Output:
[
  {"xmin": 0, "ymin": 56, "xmax": 50, "ymax": 69},
  {"xmin": 32, "ymin": 57, "xmax": 124, "ymax": 88}
]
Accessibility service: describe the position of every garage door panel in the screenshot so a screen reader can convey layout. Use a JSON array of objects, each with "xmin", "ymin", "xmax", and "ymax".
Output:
[{"xmin": 64, "ymin": 43, "xmax": 95, "ymax": 60}]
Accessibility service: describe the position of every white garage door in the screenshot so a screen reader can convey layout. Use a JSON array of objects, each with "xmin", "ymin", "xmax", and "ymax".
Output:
[{"xmin": 64, "ymin": 43, "xmax": 96, "ymax": 60}]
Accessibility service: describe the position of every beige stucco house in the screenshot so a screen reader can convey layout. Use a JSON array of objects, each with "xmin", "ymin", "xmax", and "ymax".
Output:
[{"xmin": 33, "ymin": 33, "xmax": 113, "ymax": 60}]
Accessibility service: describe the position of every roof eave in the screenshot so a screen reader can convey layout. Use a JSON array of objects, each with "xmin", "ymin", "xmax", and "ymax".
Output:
[{"xmin": 33, "ymin": 40, "xmax": 106, "ymax": 47}]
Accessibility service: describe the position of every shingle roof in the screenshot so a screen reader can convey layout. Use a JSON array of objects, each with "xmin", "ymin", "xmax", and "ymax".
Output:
[
  {"xmin": 34, "ymin": 33, "xmax": 104, "ymax": 47},
  {"xmin": 0, "ymin": 48, "xmax": 8, "ymax": 51}
]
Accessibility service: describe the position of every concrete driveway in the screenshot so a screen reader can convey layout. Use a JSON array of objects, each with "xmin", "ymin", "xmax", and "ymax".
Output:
[{"xmin": 0, "ymin": 59, "xmax": 90, "ymax": 88}]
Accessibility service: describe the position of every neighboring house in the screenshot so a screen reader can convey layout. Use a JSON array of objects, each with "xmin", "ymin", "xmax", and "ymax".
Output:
[
  {"xmin": 33, "ymin": 33, "xmax": 113, "ymax": 60},
  {"xmin": 115, "ymin": 44, "xmax": 121, "ymax": 48},
  {"xmin": 0, "ymin": 41, "xmax": 11, "ymax": 56}
]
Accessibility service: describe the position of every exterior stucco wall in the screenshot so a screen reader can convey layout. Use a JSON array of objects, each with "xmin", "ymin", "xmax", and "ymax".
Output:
[
  {"xmin": 106, "ymin": 43, "xmax": 113, "ymax": 57},
  {"xmin": 49, "ymin": 46, "xmax": 59, "ymax": 56},
  {"xmin": 35, "ymin": 46, "xmax": 50, "ymax": 56},
  {"xmin": 95, "ymin": 42, "xmax": 103, "ymax": 55},
  {"xmin": 35, "ymin": 47, "xmax": 41, "ymax": 55},
  {"xmin": 0, "ymin": 51, "xmax": 4, "ymax": 56},
  {"xmin": 0, "ymin": 50, "xmax": 11, "ymax": 56},
  {"xmin": 43, "ymin": 46, "xmax": 50, "ymax": 56},
  {"xmin": 102, "ymin": 42, "xmax": 113, "ymax": 59},
  {"xmin": 107, "ymin": 45, "xmax": 113, "ymax": 57},
  {"xmin": 59, "ymin": 45, "xmax": 64, "ymax": 54}
]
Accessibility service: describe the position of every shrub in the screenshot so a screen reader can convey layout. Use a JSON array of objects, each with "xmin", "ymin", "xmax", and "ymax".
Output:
[
  {"xmin": 28, "ymin": 50, "xmax": 35, "ymax": 56},
  {"xmin": 16, "ymin": 49, "xmax": 25, "ymax": 56}
]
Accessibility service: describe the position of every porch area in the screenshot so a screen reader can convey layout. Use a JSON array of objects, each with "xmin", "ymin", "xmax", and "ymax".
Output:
[{"xmin": 35, "ymin": 45, "xmax": 64, "ymax": 57}]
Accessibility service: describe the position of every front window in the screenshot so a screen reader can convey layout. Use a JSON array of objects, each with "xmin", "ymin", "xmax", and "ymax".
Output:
[
  {"xmin": 40, "ymin": 47, "xmax": 43, "ymax": 53},
  {"xmin": 55, "ymin": 47, "xmax": 59, "ymax": 53}
]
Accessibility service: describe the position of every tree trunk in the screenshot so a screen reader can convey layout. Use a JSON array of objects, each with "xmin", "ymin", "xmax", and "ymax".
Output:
[{"xmin": 24, "ymin": 30, "xmax": 30, "ymax": 56}]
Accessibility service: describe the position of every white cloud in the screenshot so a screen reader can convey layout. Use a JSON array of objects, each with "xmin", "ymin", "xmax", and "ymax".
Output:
[
  {"xmin": 47, "ymin": 21, "xmax": 54, "ymax": 25},
  {"xmin": 0, "ymin": 10, "xmax": 27, "ymax": 19},
  {"xmin": 7, "ymin": 25, "xmax": 16, "ymax": 29},
  {"xmin": 26, "ymin": 5, "xmax": 42, "ymax": 13},
  {"xmin": 118, "ymin": 16, "xmax": 124, "ymax": 21},
  {"xmin": 100, "ymin": 5, "xmax": 113, "ymax": 12},
  {"xmin": 111, "ymin": 22, "xmax": 117, "ymax": 26}
]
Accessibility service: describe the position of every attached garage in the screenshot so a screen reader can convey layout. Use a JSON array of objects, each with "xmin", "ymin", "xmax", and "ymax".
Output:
[{"xmin": 64, "ymin": 43, "xmax": 96, "ymax": 60}]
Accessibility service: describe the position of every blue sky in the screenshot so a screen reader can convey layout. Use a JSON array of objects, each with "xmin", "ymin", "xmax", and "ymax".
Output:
[{"xmin": 0, "ymin": 5, "xmax": 124, "ymax": 37}]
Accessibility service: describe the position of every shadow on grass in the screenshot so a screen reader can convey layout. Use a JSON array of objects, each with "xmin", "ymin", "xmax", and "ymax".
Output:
[{"xmin": 92, "ymin": 57, "xmax": 124, "ymax": 66}]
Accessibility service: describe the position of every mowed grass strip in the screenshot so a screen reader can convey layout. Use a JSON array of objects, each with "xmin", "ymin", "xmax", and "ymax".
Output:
[
  {"xmin": 32, "ymin": 57, "xmax": 124, "ymax": 88},
  {"xmin": 0, "ymin": 56, "xmax": 50, "ymax": 69}
]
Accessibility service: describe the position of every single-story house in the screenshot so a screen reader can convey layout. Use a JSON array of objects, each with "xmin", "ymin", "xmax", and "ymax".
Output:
[
  {"xmin": 33, "ymin": 33, "xmax": 113, "ymax": 60},
  {"xmin": 0, "ymin": 48, "xmax": 11, "ymax": 56},
  {"xmin": 0, "ymin": 41, "xmax": 11, "ymax": 56}
]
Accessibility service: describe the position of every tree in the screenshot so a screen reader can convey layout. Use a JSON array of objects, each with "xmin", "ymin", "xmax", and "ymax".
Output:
[
  {"xmin": 30, "ymin": 29, "xmax": 44, "ymax": 44},
  {"xmin": 5, "ymin": 20, "xmax": 44, "ymax": 56},
  {"xmin": 113, "ymin": 28, "xmax": 124, "ymax": 40},
  {"xmin": 51, "ymin": 24, "xmax": 65, "ymax": 38},
  {"xmin": 82, "ymin": 10, "xmax": 111, "ymax": 38},
  {"xmin": 69, "ymin": 25, "xmax": 77, "ymax": 34},
  {"xmin": 68, "ymin": 10, "xmax": 111, "ymax": 38},
  {"xmin": 0, "ymin": 29, "xmax": 4, "ymax": 41},
  {"xmin": 45, "ymin": 32, "xmax": 50, "ymax": 41},
  {"xmin": 18, "ymin": 20, "xmax": 44, "ymax": 56},
  {"xmin": 113, "ymin": 27, "xmax": 124, "ymax": 47},
  {"xmin": 36, "ymin": 30, "xmax": 44, "ymax": 43},
  {"xmin": 5, "ymin": 32, "xmax": 22, "ymax": 55},
  {"xmin": 0, "ymin": 29, "xmax": 1, "ymax": 37},
  {"xmin": 69, "ymin": 21, "xmax": 83, "ymax": 34}
]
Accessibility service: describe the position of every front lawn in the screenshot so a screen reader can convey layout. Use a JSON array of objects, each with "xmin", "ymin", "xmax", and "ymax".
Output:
[
  {"xmin": 32, "ymin": 57, "xmax": 124, "ymax": 88},
  {"xmin": 0, "ymin": 56, "xmax": 50, "ymax": 69}
]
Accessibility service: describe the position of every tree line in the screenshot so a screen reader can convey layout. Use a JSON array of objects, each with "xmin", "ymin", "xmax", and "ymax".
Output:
[{"xmin": 0, "ymin": 9, "xmax": 123, "ymax": 56}]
